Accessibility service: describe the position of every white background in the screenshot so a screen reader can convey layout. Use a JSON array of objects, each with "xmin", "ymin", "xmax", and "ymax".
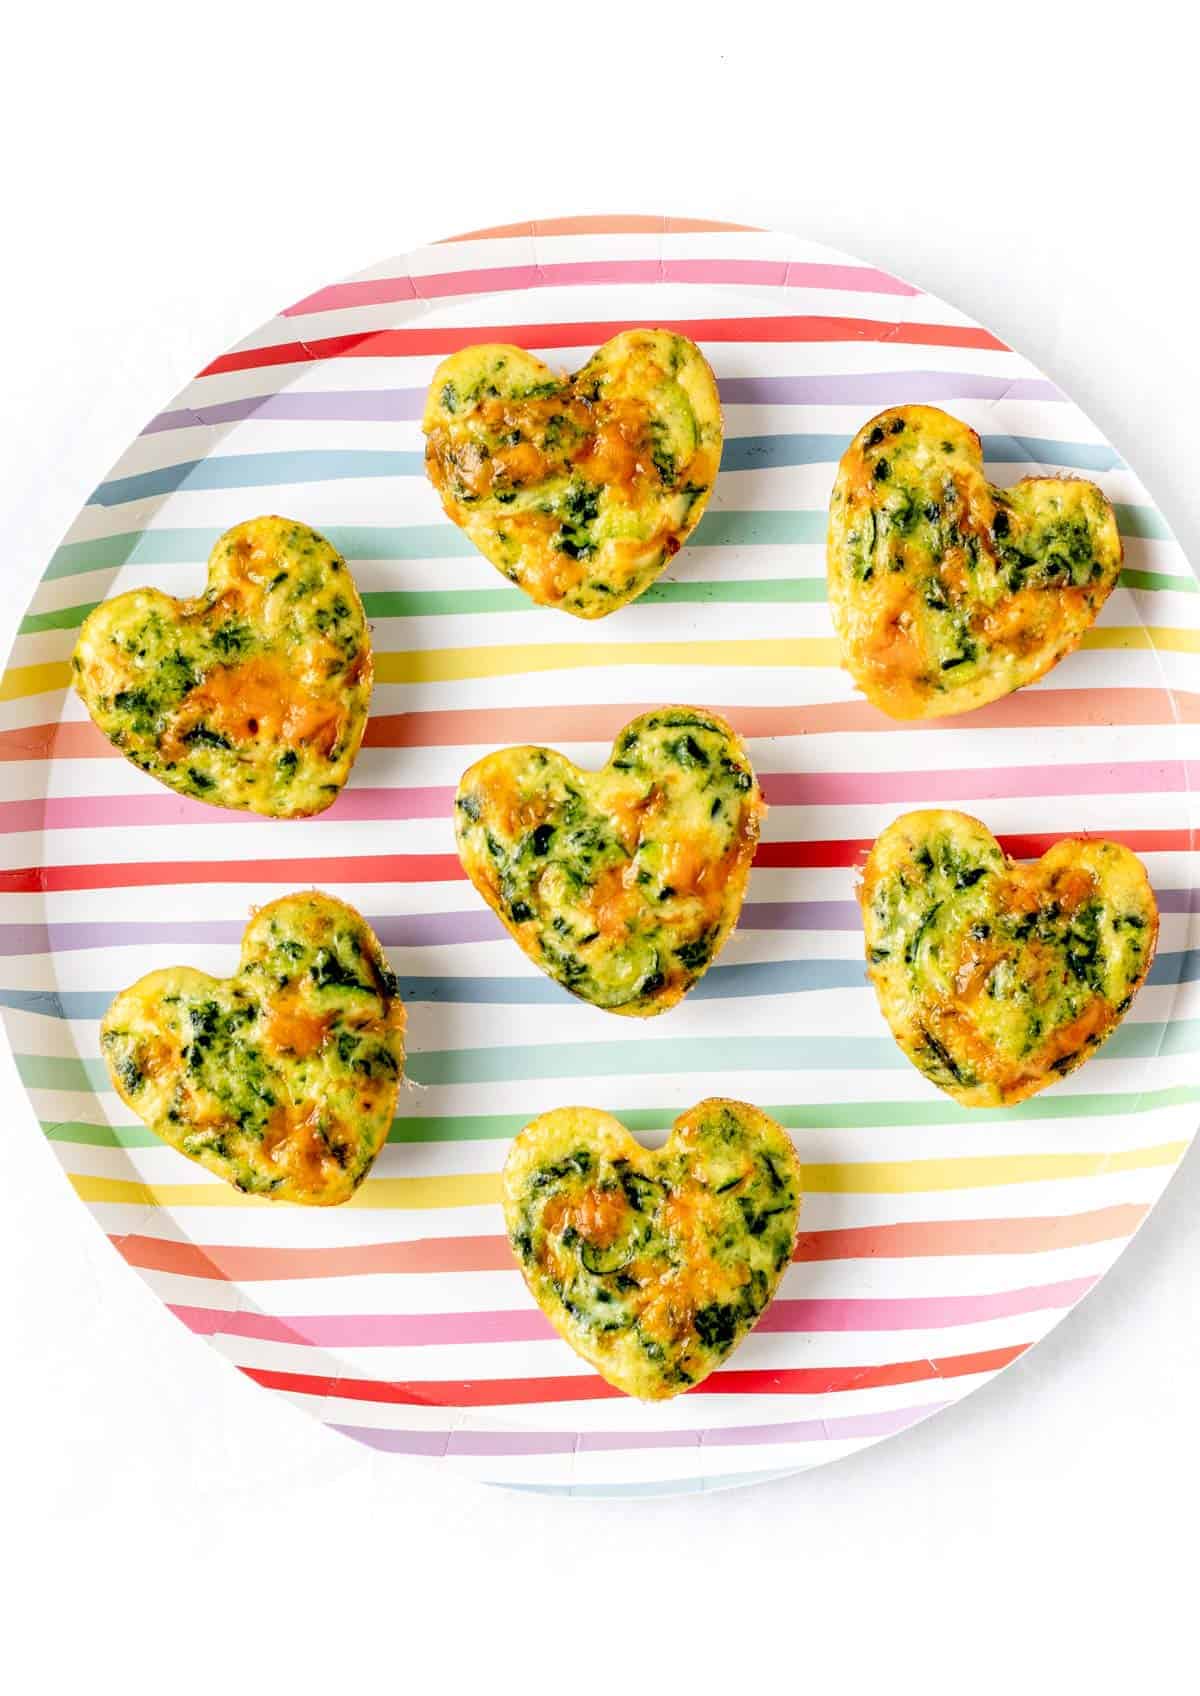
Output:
[{"xmin": 3, "ymin": 4, "xmax": 1198, "ymax": 1688}]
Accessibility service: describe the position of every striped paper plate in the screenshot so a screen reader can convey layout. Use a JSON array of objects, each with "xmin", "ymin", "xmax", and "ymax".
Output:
[{"xmin": 3, "ymin": 214, "xmax": 1197, "ymax": 1497}]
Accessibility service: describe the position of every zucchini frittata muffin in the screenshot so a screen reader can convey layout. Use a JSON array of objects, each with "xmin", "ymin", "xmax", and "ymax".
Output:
[
  {"xmin": 101, "ymin": 893, "xmax": 406, "ymax": 1205},
  {"xmin": 828, "ymin": 406, "xmax": 1123, "ymax": 718},
  {"xmin": 454, "ymin": 707, "xmax": 765, "ymax": 1015},
  {"xmin": 503, "ymin": 1100, "xmax": 802, "ymax": 1399},
  {"xmin": 73, "ymin": 516, "xmax": 372, "ymax": 816},
  {"xmin": 422, "ymin": 329, "xmax": 723, "ymax": 617},
  {"xmin": 860, "ymin": 810, "xmax": 1158, "ymax": 1107}
]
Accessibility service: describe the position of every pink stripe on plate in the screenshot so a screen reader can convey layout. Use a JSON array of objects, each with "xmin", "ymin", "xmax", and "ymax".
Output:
[
  {"xmin": 756, "ymin": 1276, "xmax": 1097, "ymax": 1334},
  {"xmin": 761, "ymin": 759, "xmax": 1200, "ymax": 808},
  {"xmin": 10, "ymin": 786, "xmax": 455, "ymax": 835},
  {"xmin": 168, "ymin": 1276, "xmax": 1095, "ymax": 1351},
  {"xmin": 284, "ymin": 258, "xmax": 919, "ymax": 316},
  {"xmin": 13, "ymin": 757, "xmax": 1195, "ymax": 836},
  {"xmin": 172, "ymin": 1304, "xmax": 554, "ymax": 1347}
]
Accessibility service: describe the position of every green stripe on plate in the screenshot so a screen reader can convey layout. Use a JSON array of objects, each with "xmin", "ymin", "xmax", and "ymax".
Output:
[
  {"xmin": 17, "ymin": 566, "xmax": 1196, "ymax": 636},
  {"xmin": 42, "ymin": 1119, "xmax": 161, "ymax": 1147},
  {"xmin": 19, "ymin": 579, "xmax": 828, "ymax": 634},
  {"xmin": 39, "ymin": 1082, "xmax": 1200, "ymax": 1150},
  {"xmin": 1112, "ymin": 503, "xmax": 1173, "ymax": 541},
  {"xmin": 390, "ymin": 1084, "xmax": 1200, "ymax": 1141},
  {"xmin": 18, "ymin": 1019, "xmax": 1198, "ymax": 1097},
  {"xmin": 40, "ymin": 505, "xmax": 1174, "ymax": 585},
  {"xmin": 1118, "ymin": 568, "xmax": 1199, "ymax": 595}
]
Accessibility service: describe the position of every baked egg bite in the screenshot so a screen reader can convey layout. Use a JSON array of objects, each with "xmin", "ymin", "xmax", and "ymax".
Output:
[
  {"xmin": 828, "ymin": 405, "xmax": 1122, "ymax": 718},
  {"xmin": 860, "ymin": 809, "xmax": 1158, "ymax": 1107},
  {"xmin": 101, "ymin": 892, "xmax": 405, "ymax": 1204},
  {"xmin": 423, "ymin": 329, "xmax": 723, "ymax": 617},
  {"xmin": 454, "ymin": 707, "xmax": 764, "ymax": 1016},
  {"xmin": 73, "ymin": 516, "xmax": 372, "ymax": 816},
  {"xmin": 503, "ymin": 1099, "xmax": 802, "ymax": 1398}
]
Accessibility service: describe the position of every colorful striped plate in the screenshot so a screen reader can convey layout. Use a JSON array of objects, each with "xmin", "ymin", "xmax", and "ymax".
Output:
[{"xmin": 3, "ymin": 214, "xmax": 1197, "ymax": 1496}]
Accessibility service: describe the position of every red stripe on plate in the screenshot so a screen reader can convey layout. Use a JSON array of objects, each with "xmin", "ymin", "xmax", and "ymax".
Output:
[
  {"xmin": 0, "ymin": 853, "xmax": 464, "ymax": 892},
  {"xmin": 5, "ymin": 829, "xmax": 1190, "ymax": 893},
  {"xmin": 755, "ymin": 827, "xmax": 1195, "ymax": 871},
  {"xmin": 199, "ymin": 315, "xmax": 1007, "ymax": 377},
  {"xmin": 241, "ymin": 1343, "xmax": 1028, "ymax": 1407}
]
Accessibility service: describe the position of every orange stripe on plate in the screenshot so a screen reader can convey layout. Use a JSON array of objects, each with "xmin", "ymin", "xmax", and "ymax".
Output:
[
  {"xmin": 364, "ymin": 688, "xmax": 1200, "ymax": 748},
  {"xmin": 6, "ymin": 688, "xmax": 1193, "ymax": 765},
  {"xmin": 111, "ymin": 1204, "xmax": 1145, "ymax": 1285},
  {"xmin": 794, "ymin": 1204, "xmax": 1147, "ymax": 1262},
  {"xmin": 113, "ymin": 1232, "xmax": 515, "ymax": 1280},
  {"xmin": 437, "ymin": 214, "xmax": 761, "ymax": 243}
]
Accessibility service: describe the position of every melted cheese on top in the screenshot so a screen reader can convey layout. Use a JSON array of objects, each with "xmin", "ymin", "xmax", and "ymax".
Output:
[
  {"xmin": 73, "ymin": 516, "xmax": 372, "ymax": 816},
  {"xmin": 101, "ymin": 893, "xmax": 406, "ymax": 1205},
  {"xmin": 422, "ymin": 330, "xmax": 723, "ymax": 618},
  {"xmin": 860, "ymin": 809, "xmax": 1159, "ymax": 1106},
  {"xmin": 454, "ymin": 708, "xmax": 765, "ymax": 1015},
  {"xmin": 503, "ymin": 1100, "xmax": 802, "ymax": 1399},
  {"xmin": 827, "ymin": 406, "xmax": 1123, "ymax": 718}
]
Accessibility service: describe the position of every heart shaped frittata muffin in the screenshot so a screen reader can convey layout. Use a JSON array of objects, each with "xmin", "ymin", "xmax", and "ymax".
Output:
[
  {"xmin": 504, "ymin": 1099, "xmax": 802, "ymax": 1399},
  {"xmin": 422, "ymin": 329, "xmax": 723, "ymax": 617},
  {"xmin": 455, "ymin": 707, "xmax": 765, "ymax": 1015},
  {"xmin": 860, "ymin": 810, "xmax": 1158, "ymax": 1107},
  {"xmin": 828, "ymin": 405, "xmax": 1123, "ymax": 719},
  {"xmin": 73, "ymin": 516, "xmax": 372, "ymax": 816},
  {"xmin": 101, "ymin": 893, "xmax": 406, "ymax": 1204}
]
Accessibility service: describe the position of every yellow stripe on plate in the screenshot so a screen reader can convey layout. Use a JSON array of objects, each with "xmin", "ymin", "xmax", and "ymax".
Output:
[
  {"xmin": 70, "ymin": 1141, "xmax": 1185, "ymax": 1211},
  {"xmin": 0, "ymin": 660, "xmax": 73, "ymax": 702},
  {"xmin": 2, "ymin": 629, "xmax": 1197, "ymax": 701},
  {"xmin": 802, "ymin": 1141, "xmax": 1186, "ymax": 1194},
  {"xmin": 1082, "ymin": 626, "xmax": 1200, "ymax": 654},
  {"xmin": 374, "ymin": 638, "xmax": 841, "ymax": 685},
  {"xmin": 69, "ymin": 1171, "xmax": 502, "ymax": 1210}
]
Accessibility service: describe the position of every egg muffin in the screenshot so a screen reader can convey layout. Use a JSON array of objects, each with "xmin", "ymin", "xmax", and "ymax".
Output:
[
  {"xmin": 101, "ymin": 893, "xmax": 406, "ymax": 1204},
  {"xmin": 860, "ymin": 810, "xmax": 1159, "ymax": 1107},
  {"xmin": 454, "ymin": 707, "xmax": 764, "ymax": 1015},
  {"xmin": 503, "ymin": 1099, "xmax": 802, "ymax": 1399},
  {"xmin": 828, "ymin": 406, "xmax": 1123, "ymax": 718},
  {"xmin": 73, "ymin": 516, "xmax": 372, "ymax": 816},
  {"xmin": 422, "ymin": 329, "xmax": 723, "ymax": 617}
]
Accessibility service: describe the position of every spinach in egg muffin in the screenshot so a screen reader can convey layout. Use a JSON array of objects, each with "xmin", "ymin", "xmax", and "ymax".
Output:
[
  {"xmin": 454, "ymin": 707, "xmax": 765, "ymax": 1015},
  {"xmin": 828, "ymin": 405, "xmax": 1123, "ymax": 718},
  {"xmin": 503, "ymin": 1099, "xmax": 802, "ymax": 1399},
  {"xmin": 73, "ymin": 516, "xmax": 372, "ymax": 816},
  {"xmin": 422, "ymin": 329, "xmax": 723, "ymax": 617},
  {"xmin": 860, "ymin": 809, "xmax": 1159, "ymax": 1107},
  {"xmin": 101, "ymin": 893, "xmax": 406, "ymax": 1205}
]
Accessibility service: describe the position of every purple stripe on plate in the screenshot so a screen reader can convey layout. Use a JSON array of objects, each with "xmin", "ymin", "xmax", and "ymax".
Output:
[
  {"xmin": 0, "ymin": 909, "xmax": 504, "ymax": 956},
  {"xmin": 1, "ymin": 892, "xmax": 1193, "ymax": 957},
  {"xmin": 142, "ymin": 370, "xmax": 1063, "ymax": 435},
  {"xmin": 329, "ymin": 1401, "xmax": 948, "ymax": 1458},
  {"xmin": 719, "ymin": 372, "xmax": 1062, "ymax": 406},
  {"xmin": 739, "ymin": 899, "xmax": 861, "ymax": 931},
  {"xmin": 143, "ymin": 390, "xmax": 426, "ymax": 433}
]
